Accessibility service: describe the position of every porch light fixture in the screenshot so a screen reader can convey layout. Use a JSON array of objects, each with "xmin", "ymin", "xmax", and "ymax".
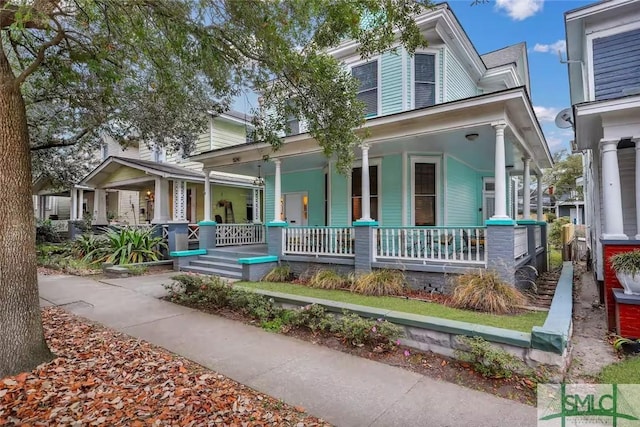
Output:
[
  {"xmin": 465, "ymin": 133, "xmax": 479, "ymax": 142},
  {"xmin": 253, "ymin": 164, "xmax": 264, "ymax": 186},
  {"xmin": 145, "ymin": 190, "xmax": 154, "ymax": 201}
]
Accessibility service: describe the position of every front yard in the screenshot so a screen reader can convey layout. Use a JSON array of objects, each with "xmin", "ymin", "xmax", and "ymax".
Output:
[{"xmin": 236, "ymin": 281, "xmax": 547, "ymax": 333}]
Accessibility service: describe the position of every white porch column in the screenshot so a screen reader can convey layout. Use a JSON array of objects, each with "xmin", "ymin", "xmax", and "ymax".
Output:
[
  {"xmin": 523, "ymin": 157, "xmax": 531, "ymax": 220},
  {"xmin": 273, "ymin": 158, "xmax": 285, "ymax": 223},
  {"xmin": 491, "ymin": 122, "xmax": 510, "ymax": 220},
  {"xmin": 359, "ymin": 143, "xmax": 372, "ymax": 221},
  {"xmin": 635, "ymin": 138, "xmax": 640, "ymax": 239},
  {"xmin": 92, "ymin": 189, "xmax": 108, "ymax": 225},
  {"xmin": 252, "ymin": 188, "xmax": 262, "ymax": 223},
  {"xmin": 152, "ymin": 177, "xmax": 170, "ymax": 224},
  {"xmin": 536, "ymin": 173, "xmax": 543, "ymax": 222},
  {"xmin": 601, "ymin": 138, "xmax": 627, "ymax": 239},
  {"xmin": 70, "ymin": 189, "xmax": 77, "ymax": 221},
  {"xmin": 172, "ymin": 180, "xmax": 188, "ymax": 222},
  {"xmin": 38, "ymin": 195, "xmax": 46, "ymax": 220},
  {"xmin": 77, "ymin": 189, "xmax": 84, "ymax": 220},
  {"xmin": 203, "ymin": 169, "xmax": 212, "ymax": 222}
]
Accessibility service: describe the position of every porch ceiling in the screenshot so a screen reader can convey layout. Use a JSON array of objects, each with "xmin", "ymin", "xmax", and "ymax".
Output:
[
  {"xmin": 194, "ymin": 87, "xmax": 551, "ymax": 175},
  {"xmin": 575, "ymin": 94, "xmax": 640, "ymax": 150}
]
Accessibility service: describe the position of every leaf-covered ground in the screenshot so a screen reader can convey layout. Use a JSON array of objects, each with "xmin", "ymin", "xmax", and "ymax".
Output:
[{"xmin": 0, "ymin": 308, "xmax": 329, "ymax": 426}]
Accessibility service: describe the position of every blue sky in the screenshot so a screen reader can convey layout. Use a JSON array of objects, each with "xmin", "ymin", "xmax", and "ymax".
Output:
[
  {"xmin": 232, "ymin": 0, "xmax": 593, "ymax": 155},
  {"xmin": 450, "ymin": 0, "xmax": 591, "ymax": 154}
]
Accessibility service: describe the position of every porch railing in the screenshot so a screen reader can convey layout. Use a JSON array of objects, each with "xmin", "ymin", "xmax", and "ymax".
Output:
[
  {"xmin": 216, "ymin": 223, "xmax": 265, "ymax": 246},
  {"xmin": 514, "ymin": 226, "xmax": 528, "ymax": 260},
  {"xmin": 188, "ymin": 224, "xmax": 199, "ymax": 241},
  {"xmin": 375, "ymin": 226, "xmax": 486, "ymax": 265},
  {"xmin": 534, "ymin": 225, "xmax": 542, "ymax": 249},
  {"xmin": 284, "ymin": 227, "xmax": 354, "ymax": 257}
]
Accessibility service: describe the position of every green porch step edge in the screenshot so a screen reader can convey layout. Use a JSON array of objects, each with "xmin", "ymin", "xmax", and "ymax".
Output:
[
  {"xmin": 235, "ymin": 286, "xmax": 531, "ymax": 348},
  {"xmin": 238, "ymin": 256, "xmax": 279, "ymax": 265},
  {"xmin": 170, "ymin": 249, "xmax": 207, "ymax": 257},
  {"xmin": 531, "ymin": 262, "xmax": 573, "ymax": 354},
  {"xmin": 198, "ymin": 220, "xmax": 217, "ymax": 226}
]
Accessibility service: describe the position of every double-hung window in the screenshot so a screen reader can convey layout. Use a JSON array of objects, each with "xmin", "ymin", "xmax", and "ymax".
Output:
[
  {"xmin": 351, "ymin": 165, "xmax": 378, "ymax": 221},
  {"xmin": 414, "ymin": 54, "xmax": 436, "ymax": 108},
  {"xmin": 352, "ymin": 60, "xmax": 378, "ymax": 117}
]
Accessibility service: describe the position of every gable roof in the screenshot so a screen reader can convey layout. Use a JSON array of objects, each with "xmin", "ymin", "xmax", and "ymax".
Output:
[{"xmin": 481, "ymin": 42, "xmax": 525, "ymax": 68}]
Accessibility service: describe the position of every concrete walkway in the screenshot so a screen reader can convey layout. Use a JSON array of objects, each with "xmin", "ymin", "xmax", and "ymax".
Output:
[{"xmin": 39, "ymin": 273, "xmax": 538, "ymax": 427}]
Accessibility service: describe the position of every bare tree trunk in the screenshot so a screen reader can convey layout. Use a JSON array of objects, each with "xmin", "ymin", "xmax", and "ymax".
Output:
[{"xmin": 0, "ymin": 42, "xmax": 53, "ymax": 379}]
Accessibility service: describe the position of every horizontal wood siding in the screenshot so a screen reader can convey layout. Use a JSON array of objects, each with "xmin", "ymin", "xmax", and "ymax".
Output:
[
  {"xmin": 331, "ymin": 164, "xmax": 349, "ymax": 226},
  {"xmin": 381, "ymin": 154, "xmax": 402, "ymax": 226},
  {"xmin": 446, "ymin": 156, "xmax": 478, "ymax": 226},
  {"xmin": 212, "ymin": 120, "xmax": 247, "ymax": 150},
  {"xmin": 211, "ymin": 184, "xmax": 252, "ymax": 224},
  {"xmin": 593, "ymin": 28, "xmax": 640, "ymax": 100},
  {"xmin": 445, "ymin": 48, "xmax": 478, "ymax": 102},
  {"xmin": 264, "ymin": 170, "xmax": 325, "ymax": 226},
  {"xmin": 381, "ymin": 51, "xmax": 403, "ymax": 115},
  {"xmin": 117, "ymin": 190, "xmax": 140, "ymax": 224},
  {"xmin": 598, "ymin": 147, "xmax": 637, "ymax": 236},
  {"xmin": 138, "ymin": 144, "xmax": 153, "ymax": 162}
]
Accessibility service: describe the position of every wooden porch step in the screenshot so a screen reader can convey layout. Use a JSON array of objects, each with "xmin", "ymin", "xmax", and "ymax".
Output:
[
  {"xmin": 198, "ymin": 255, "xmax": 244, "ymax": 264},
  {"xmin": 179, "ymin": 265, "xmax": 242, "ymax": 279}
]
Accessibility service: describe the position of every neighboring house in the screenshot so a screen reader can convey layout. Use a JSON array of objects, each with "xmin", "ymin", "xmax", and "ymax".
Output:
[
  {"xmin": 74, "ymin": 111, "xmax": 263, "ymax": 251},
  {"xmin": 564, "ymin": 0, "xmax": 640, "ymax": 330},
  {"xmin": 189, "ymin": 4, "xmax": 553, "ymax": 285}
]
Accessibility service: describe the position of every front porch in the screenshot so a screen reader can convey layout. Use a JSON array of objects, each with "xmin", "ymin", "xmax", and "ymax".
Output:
[{"xmin": 189, "ymin": 89, "xmax": 552, "ymax": 284}]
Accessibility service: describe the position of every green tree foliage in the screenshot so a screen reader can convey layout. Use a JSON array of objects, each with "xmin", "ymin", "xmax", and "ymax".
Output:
[
  {"xmin": 543, "ymin": 150, "xmax": 583, "ymax": 201},
  {"xmin": 0, "ymin": 0, "xmax": 435, "ymax": 375}
]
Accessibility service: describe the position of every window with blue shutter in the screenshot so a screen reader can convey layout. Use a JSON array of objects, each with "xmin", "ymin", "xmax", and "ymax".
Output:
[
  {"xmin": 352, "ymin": 60, "xmax": 378, "ymax": 117},
  {"xmin": 415, "ymin": 54, "xmax": 436, "ymax": 109}
]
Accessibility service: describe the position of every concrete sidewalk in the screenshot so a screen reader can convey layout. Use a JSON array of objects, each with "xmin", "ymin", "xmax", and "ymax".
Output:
[{"xmin": 39, "ymin": 273, "xmax": 538, "ymax": 427}]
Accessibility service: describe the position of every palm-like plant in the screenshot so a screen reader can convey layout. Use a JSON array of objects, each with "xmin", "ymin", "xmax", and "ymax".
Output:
[{"xmin": 86, "ymin": 227, "xmax": 166, "ymax": 265}]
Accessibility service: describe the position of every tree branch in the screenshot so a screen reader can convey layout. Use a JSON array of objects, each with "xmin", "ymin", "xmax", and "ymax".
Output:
[
  {"xmin": 13, "ymin": 27, "xmax": 64, "ymax": 87},
  {"xmin": 30, "ymin": 128, "xmax": 91, "ymax": 151}
]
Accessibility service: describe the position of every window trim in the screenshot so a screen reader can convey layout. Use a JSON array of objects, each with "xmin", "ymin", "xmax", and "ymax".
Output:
[
  {"xmin": 347, "ymin": 157, "xmax": 382, "ymax": 224},
  {"xmin": 410, "ymin": 48, "xmax": 440, "ymax": 110},
  {"xmin": 586, "ymin": 20, "xmax": 640, "ymax": 102},
  {"xmin": 348, "ymin": 57, "xmax": 381, "ymax": 118},
  {"xmin": 410, "ymin": 156, "xmax": 441, "ymax": 226}
]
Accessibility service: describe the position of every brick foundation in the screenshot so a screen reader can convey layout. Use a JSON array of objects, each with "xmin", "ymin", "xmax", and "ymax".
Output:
[
  {"xmin": 614, "ymin": 289, "xmax": 640, "ymax": 339},
  {"xmin": 603, "ymin": 243, "xmax": 640, "ymax": 331}
]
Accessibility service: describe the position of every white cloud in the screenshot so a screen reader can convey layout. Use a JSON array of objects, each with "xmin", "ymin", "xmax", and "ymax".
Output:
[
  {"xmin": 533, "ymin": 40, "xmax": 566, "ymax": 54},
  {"xmin": 534, "ymin": 106, "xmax": 560, "ymax": 123},
  {"xmin": 495, "ymin": 0, "xmax": 544, "ymax": 21}
]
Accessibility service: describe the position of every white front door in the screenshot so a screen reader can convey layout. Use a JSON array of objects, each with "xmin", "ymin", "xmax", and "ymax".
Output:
[{"xmin": 284, "ymin": 192, "xmax": 307, "ymax": 225}]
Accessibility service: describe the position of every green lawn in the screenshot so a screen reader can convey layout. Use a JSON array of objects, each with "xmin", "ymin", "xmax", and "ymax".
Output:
[
  {"xmin": 236, "ymin": 281, "xmax": 547, "ymax": 333},
  {"xmin": 599, "ymin": 357, "xmax": 640, "ymax": 384}
]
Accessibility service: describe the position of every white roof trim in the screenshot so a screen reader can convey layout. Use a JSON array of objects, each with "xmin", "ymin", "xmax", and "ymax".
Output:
[{"xmin": 566, "ymin": 0, "xmax": 637, "ymax": 21}]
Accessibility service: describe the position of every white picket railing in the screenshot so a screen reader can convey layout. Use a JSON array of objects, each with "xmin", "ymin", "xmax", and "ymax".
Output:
[
  {"xmin": 375, "ymin": 227, "xmax": 486, "ymax": 264},
  {"xmin": 534, "ymin": 225, "xmax": 542, "ymax": 249},
  {"xmin": 284, "ymin": 227, "xmax": 354, "ymax": 257},
  {"xmin": 216, "ymin": 223, "xmax": 265, "ymax": 246},
  {"xmin": 514, "ymin": 226, "xmax": 529, "ymax": 260}
]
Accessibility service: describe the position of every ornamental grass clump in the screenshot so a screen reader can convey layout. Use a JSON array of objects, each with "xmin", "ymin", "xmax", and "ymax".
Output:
[
  {"xmin": 451, "ymin": 270, "xmax": 526, "ymax": 315},
  {"xmin": 308, "ymin": 269, "xmax": 349, "ymax": 290},
  {"xmin": 350, "ymin": 269, "xmax": 406, "ymax": 296},
  {"xmin": 262, "ymin": 265, "xmax": 292, "ymax": 282}
]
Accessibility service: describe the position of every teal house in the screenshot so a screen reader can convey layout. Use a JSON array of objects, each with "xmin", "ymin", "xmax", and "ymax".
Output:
[{"xmin": 189, "ymin": 4, "xmax": 553, "ymax": 288}]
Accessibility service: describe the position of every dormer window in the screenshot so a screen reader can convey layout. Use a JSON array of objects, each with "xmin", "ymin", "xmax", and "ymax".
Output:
[
  {"xmin": 152, "ymin": 145, "xmax": 166, "ymax": 163},
  {"xmin": 352, "ymin": 60, "xmax": 378, "ymax": 117},
  {"xmin": 414, "ymin": 54, "xmax": 436, "ymax": 108}
]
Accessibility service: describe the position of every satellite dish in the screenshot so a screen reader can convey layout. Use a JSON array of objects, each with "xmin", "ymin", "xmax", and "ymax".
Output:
[{"xmin": 555, "ymin": 108, "xmax": 574, "ymax": 129}]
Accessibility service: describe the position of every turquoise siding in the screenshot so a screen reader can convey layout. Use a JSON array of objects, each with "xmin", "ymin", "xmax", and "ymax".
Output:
[
  {"xmin": 381, "ymin": 155, "xmax": 403, "ymax": 226},
  {"xmin": 381, "ymin": 52, "xmax": 404, "ymax": 115},
  {"xmin": 445, "ymin": 48, "xmax": 478, "ymax": 102},
  {"xmin": 446, "ymin": 156, "xmax": 478, "ymax": 226},
  {"xmin": 330, "ymin": 164, "xmax": 349, "ymax": 226},
  {"xmin": 264, "ymin": 169, "xmax": 325, "ymax": 225}
]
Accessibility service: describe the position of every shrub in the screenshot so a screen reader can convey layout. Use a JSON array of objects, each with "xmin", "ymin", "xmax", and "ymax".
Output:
[
  {"xmin": 546, "ymin": 212, "xmax": 556, "ymax": 223},
  {"xmin": 287, "ymin": 304, "xmax": 334, "ymax": 332},
  {"xmin": 36, "ymin": 219, "xmax": 61, "ymax": 243},
  {"xmin": 89, "ymin": 227, "xmax": 166, "ymax": 265},
  {"xmin": 337, "ymin": 312, "xmax": 403, "ymax": 350},
  {"xmin": 455, "ymin": 336, "xmax": 531, "ymax": 379},
  {"xmin": 350, "ymin": 269, "xmax": 405, "ymax": 296},
  {"xmin": 610, "ymin": 250, "xmax": 640, "ymax": 278},
  {"xmin": 125, "ymin": 265, "xmax": 149, "ymax": 276},
  {"xmin": 263, "ymin": 265, "xmax": 292, "ymax": 282},
  {"xmin": 548, "ymin": 216, "xmax": 571, "ymax": 249},
  {"xmin": 308, "ymin": 270, "xmax": 348, "ymax": 290},
  {"xmin": 451, "ymin": 270, "xmax": 526, "ymax": 314},
  {"xmin": 72, "ymin": 234, "xmax": 109, "ymax": 260}
]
